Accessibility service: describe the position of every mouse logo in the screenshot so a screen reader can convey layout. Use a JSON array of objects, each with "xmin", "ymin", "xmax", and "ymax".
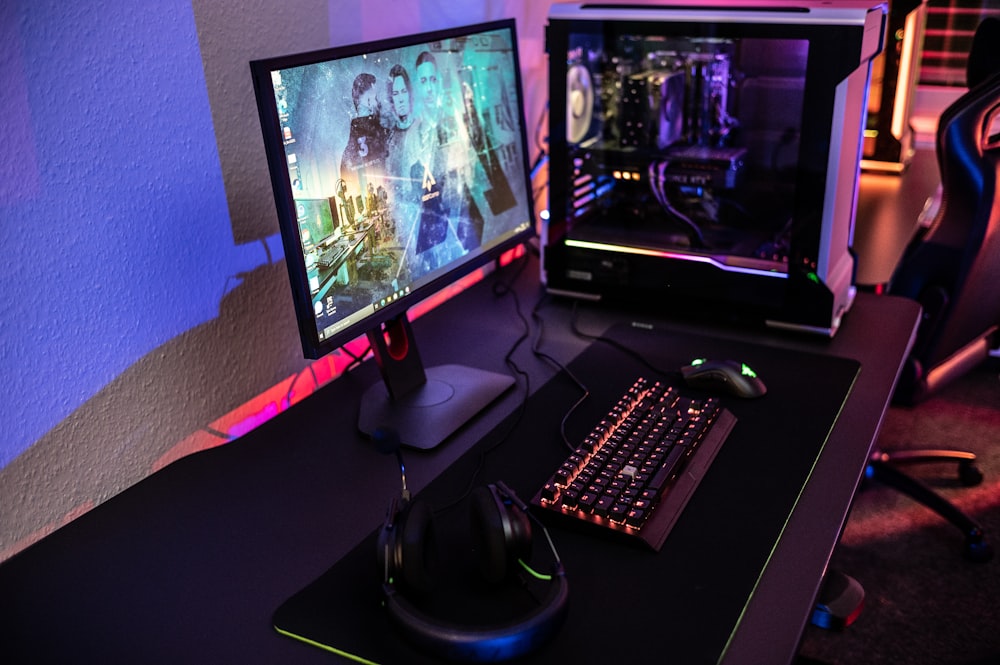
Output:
[{"xmin": 681, "ymin": 358, "xmax": 767, "ymax": 399}]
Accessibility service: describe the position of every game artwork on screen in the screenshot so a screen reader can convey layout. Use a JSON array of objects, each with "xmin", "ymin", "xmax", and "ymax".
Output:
[{"xmin": 270, "ymin": 28, "xmax": 530, "ymax": 343}]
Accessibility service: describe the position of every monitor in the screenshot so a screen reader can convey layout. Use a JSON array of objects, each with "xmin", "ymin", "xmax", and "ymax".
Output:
[{"xmin": 251, "ymin": 19, "xmax": 535, "ymax": 449}]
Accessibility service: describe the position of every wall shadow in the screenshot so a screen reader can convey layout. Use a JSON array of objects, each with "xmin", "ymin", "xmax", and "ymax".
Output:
[{"xmin": 1, "ymin": 260, "xmax": 313, "ymax": 555}]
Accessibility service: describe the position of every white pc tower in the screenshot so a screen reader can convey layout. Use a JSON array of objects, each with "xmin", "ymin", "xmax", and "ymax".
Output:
[{"xmin": 543, "ymin": 0, "xmax": 887, "ymax": 336}]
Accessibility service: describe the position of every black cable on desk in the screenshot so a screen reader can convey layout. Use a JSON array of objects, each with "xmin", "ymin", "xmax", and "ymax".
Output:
[
  {"xmin": 568, "ymin": 300, "xmax": 677, "ymax": 379},
  {"xmin": 434, "ymin": 253, "xmax": 537, "ymax": 514},
  {"xmin": 530, "ymin": 294, "xmax": 590, "ymax": 454}
]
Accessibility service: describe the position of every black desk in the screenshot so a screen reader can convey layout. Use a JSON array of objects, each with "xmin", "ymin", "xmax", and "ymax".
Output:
[{"xmin": 0, "ymin": 255, "xmax": 919, "ymax": 665}]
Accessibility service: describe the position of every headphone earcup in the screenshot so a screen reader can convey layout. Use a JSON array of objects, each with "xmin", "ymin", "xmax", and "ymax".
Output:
[
  {"xmin": 469, "ymin": 484, "xmax": 532, "ymax": 585},
  {"xmin": 380, "ymin": 483, "xmax": 569, "ymax": 662},
  {"xmin": 380, "ymin": 498, "xmax": 438, "ymax": 595}
]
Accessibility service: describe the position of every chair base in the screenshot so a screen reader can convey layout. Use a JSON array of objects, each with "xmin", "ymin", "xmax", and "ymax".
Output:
[{"xmin": 866, "ymin": 450, "xmax": 993, "ymax": 562}]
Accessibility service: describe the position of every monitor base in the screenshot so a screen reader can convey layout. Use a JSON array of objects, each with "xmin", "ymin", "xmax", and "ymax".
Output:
[{"xmin": 359, "ymin": 364, "xmax": 515, "ymax": 450}]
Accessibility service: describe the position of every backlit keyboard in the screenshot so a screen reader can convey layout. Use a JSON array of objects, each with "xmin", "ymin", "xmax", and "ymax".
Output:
[{"xmin": 531, "ymin": 376, "xmax": 736, "ymax": 551}]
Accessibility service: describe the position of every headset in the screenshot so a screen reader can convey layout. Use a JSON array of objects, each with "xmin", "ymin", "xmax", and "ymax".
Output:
[{"xmin": 377, "ymin": 479, "xmax": 569, "ymax": 662}]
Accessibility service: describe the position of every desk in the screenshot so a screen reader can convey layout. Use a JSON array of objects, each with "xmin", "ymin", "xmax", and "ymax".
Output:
[{"xmin": 0, "ymin": 254, "xmax": 919, "ymax": 665}]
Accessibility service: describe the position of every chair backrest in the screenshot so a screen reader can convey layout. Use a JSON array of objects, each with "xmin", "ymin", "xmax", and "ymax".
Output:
[
  {"xmin": 888, "ymin": 18, "xmax": 1000, "ymax": 402},
  {"xmin": 966, "ymin": 17, "xmax": 1000, "ymax": 91}
]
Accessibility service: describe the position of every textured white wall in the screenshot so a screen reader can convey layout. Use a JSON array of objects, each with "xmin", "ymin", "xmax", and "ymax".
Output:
[
  {"xmin": 0, "ymin": 0, "xmax": 550, "ymax": 562},
  {"xmin": 1, "ymin": 0, "xmax": 248, "ymax": 559}
]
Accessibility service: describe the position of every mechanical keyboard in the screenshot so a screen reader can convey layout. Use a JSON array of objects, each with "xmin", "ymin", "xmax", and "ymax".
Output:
[{"xmin": 531, "ymin": 376, "xmax": 736, "ymax": 551}]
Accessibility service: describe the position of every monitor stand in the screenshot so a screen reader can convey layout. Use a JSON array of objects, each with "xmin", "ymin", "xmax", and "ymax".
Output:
[{"xmin": 357, "ymin": 313, "xmax": 515, "ymax": 450}]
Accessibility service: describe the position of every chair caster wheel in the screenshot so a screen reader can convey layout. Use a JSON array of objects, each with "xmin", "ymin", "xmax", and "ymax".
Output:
[
  {"xmin": 964, "ymin": 529, "xmax": 993, "ymax": 563},
  {"xmin": 958, "ymin": 461, "xmax": 983, "ymax": 487}
]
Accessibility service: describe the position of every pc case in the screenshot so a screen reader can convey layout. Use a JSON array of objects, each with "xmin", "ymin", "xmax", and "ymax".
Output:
[
  {"xmin": 861, "ymin": 0, "xmax": 927, "ymax": 173},
  {"xmin": 542, "ymin": 0, "xmax": 887, "ymax": 336}
]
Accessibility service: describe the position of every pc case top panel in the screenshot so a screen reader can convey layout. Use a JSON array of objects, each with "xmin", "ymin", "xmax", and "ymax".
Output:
[
  {"xmin": 543, "ymin": 0, "xmax": 885, "ymax": 334},
  {"xmin": 548, "ymin": 0, "xmax": 887, "ymax": 27}
]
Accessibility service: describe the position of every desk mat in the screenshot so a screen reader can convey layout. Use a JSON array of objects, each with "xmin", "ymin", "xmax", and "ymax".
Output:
[{"xmin": 273, "ymin": 322, "xmax": 860, "ymax": 664}]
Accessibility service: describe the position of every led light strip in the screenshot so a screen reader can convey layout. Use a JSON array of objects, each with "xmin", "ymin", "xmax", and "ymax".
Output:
[{"xmin": 564, "ymin": 238, "xmax": 789, "ymax": 279}]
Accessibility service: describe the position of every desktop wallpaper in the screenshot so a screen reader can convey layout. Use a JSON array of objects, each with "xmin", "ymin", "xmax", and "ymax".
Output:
[{"xmin": 268, "ymin": 27, "xmax": 532, "ymax": 344}]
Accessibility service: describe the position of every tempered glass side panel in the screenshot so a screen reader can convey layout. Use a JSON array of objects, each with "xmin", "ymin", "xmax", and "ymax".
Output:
[{"xmin": 548, "ymin": 19, "xmax": 865, "ymax": 281}]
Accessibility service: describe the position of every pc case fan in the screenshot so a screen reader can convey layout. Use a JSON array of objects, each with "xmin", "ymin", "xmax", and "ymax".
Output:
[{"xmin": 566, "ymin": 63, "xmax": 595, "ymax": 145}]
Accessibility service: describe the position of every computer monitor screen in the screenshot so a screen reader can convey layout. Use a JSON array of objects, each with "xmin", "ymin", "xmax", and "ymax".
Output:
[{"xmin": 252, "ymin": 19, "xmax": 535, "ymax": 448}]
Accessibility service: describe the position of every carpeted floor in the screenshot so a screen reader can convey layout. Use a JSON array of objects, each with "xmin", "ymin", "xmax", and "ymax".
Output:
[{"xmin": 797, "ymin": 355, "xmax": 1000, "ymax": 665}]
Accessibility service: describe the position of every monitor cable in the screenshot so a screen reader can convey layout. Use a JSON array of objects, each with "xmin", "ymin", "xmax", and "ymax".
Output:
[{"xmin": 432, "ymin": 252, "xmax": 536, "ymax": 515}]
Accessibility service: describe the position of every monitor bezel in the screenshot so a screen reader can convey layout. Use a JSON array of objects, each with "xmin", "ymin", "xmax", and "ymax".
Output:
[{"xmin": 251, "ymin": 18, "xmax": 536, "ymax": 360}]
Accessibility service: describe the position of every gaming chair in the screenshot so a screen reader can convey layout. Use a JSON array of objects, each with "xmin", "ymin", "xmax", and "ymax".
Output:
[{"xmin": 867, "ymin": 16, "xmax": 1000, "ymax": 562}]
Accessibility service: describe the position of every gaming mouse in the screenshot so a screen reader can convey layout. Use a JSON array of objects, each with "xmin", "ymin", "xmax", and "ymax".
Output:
[{"xmin": 680, "ymin": 358, "xmax": 767, "ymax": 399}]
